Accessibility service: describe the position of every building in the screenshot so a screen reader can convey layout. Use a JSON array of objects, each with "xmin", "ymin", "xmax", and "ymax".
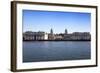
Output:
[
  {"xmin": 65, "ymin": 29, "xmax": 68, "ymax": 34},
  {"xmin": 23, "ymin": 31, "xmax": 48, "ymax": 40},
  {"xmin": 71, "ymin": 32, "xmax": 91, "ymax": 40},
  {"xmin": 54, "ymin": 34, "xmax": 63, "ymax": 40},
  {"xmin": 23, "ymin": 29, "xmax": 91, "ymax": 41},
  {"xmin": 50, "ymin": 28, "xmax": 53, "ymax": 34},
  {"xmin": 64, "ymin": 32, "xmax": 91, "ymax": 40},
  {"xmin": 48, "ymin": 28, "xmax": 55, "ymax": 40}
]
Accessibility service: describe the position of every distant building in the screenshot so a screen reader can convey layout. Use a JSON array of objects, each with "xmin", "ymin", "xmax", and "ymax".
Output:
[
  {"xmin": 64, "ymin": 32, "xmax": 91, "ymax": 40},
  {"xmin": 65, "ymin": 29, "xmax": 68, "ymax": 34},
  {"xmin": 50, "ymin": 28, "xmax": 53, "ymax": 34},
  {"xmin": 44, "ymin": 33, "xmax": 48, "ymax": 40},
  {"xmin": 23, "ymin": 29, "xmax": 91, "ymax": 41},
  {"xmin": 71, "ymin": 32, "xmax": 91, "ymax": 40},
  {"xmin": 64, "ymin": 34, "xmax": 72, "ymax": 40},
  {"xmin": 48, "ymin": 28, "xmax": 55, "ymax": 40},
  {"xmin": 23, "ymin": 31, "xmax": 48, "ymax": 40},
  {"xmin": 54, "ymin": 34, "xmax": 63, "ymax": 40}
]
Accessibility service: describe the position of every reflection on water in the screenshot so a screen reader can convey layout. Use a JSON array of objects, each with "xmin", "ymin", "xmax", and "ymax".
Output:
[{"xmin": 23, "ymin": 41, "xmax": 91, "ymax": 62}]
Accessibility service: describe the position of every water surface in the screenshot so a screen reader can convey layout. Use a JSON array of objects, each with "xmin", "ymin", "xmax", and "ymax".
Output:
[{"xmin": 23, "ymin": 41, "xmax": 91, "ymax": 62}]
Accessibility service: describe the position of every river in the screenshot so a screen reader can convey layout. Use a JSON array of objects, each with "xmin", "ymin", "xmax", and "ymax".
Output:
[{"xmin": 23, "ymin": 41, "xmax": 91, "ymax": 62}]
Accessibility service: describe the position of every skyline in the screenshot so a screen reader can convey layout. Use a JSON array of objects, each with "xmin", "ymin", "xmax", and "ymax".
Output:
[
  {"xmin": 23, "ymin": 10, "xmax": 91, "ymax": 33},
  {"xmin": 23, "ymin": 28, "xmax": 90, "ymax": 34}
]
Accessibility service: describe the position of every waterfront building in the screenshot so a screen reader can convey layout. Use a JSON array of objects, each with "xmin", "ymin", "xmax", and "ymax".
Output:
[
  {"xmin": 63, "ymin": 32, "xmax": 91, "ymax": 40},
  {"xmin": 54, "ymin": 34, "xmax": 63, "ymax": 40},
  {"xmin": 44, "ymin": 33, "xmax": 48, "ymax": 40},
  {"xmin": 63, "ymin": 34, "xmax": 72, "ymax": 40},
  {"xmin": 23, "ymin": 31, "xmax": 48, "ymax": 40},
  {"xmin": 23, "ymin": 31, "xmax": 34, "ymax": 40},
  {"xmin": 71, "ymin": 32, "xmax": 91, "ymax": 40},
  {"xmin": 23, "ymin": 29, "xmax": 91, "ymax": 41}
]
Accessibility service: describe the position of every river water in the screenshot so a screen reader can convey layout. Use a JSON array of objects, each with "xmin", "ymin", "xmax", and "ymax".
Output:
[{"xmin": 23, "ymin": 41, "xmax": 91, "ymax": 62}]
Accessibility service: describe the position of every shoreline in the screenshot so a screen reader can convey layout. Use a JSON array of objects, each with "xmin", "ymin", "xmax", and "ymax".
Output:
[{"xmin": 23, "ymin": 39, "xmax": 91, "ymax": 41}]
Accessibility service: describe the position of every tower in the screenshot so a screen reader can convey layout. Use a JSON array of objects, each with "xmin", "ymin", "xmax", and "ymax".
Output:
[
  {"xmin": 50, "ymin": 28, "xmax": 53, "ymax": 34},
  {"xmin": 65, "ymin": 29, "xmax": 68, "ymax": 34},
  {"xmin": 48, "ymin": 28, "xmax": 54, "ymax": 40}
]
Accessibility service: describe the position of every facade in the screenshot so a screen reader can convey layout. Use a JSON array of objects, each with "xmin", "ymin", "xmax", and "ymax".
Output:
[
  {"xmin": 71, "ymin": 32, "xmax": 91, "ymax": 40},
  {"xmin": 64, "ymin": 32, "xmax": 91, "ymax": 40},
  {"xmin": 23, "ymin": 31, "xmax": 48, "ymax": 40},
  {"xmin": 54, "ymin": 34, "xmax": 63, "ymax": 40}
]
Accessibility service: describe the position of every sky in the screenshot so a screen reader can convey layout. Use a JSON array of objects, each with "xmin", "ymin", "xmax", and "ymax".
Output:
[{"xmin": 23, "ymin": 10, "xmax": 91, "ymax": 34}]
